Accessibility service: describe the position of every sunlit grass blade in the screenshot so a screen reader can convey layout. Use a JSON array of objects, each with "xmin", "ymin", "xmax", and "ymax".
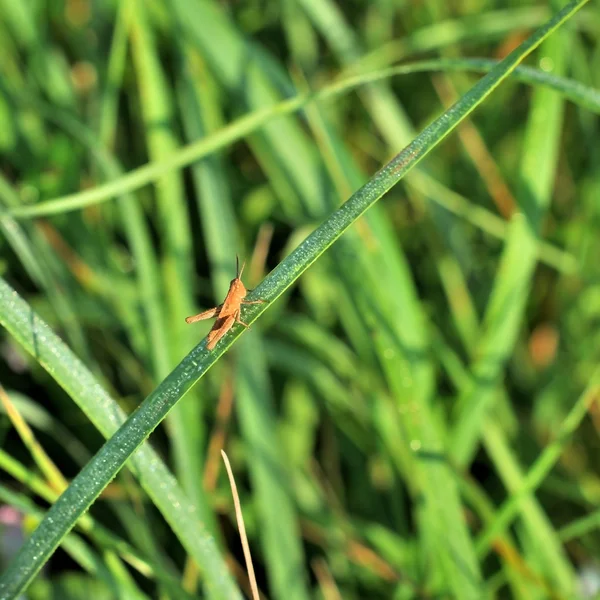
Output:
[
  {"xmin": 0, "ymin": 390, "xmax": 91, "ymax": 463},
  {"xmin": 0, "ymin": 384, "xmax": 68, "ymax": 493},
  {"xmin": 4, "ymin": 62, "xmax": 597, "ymax": 219},
  {"xmin": 351, "ymin": 6, "xmax": 550, "ymax": 71}
]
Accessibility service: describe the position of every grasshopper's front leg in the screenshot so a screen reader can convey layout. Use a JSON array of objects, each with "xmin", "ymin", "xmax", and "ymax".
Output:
[{"xmin": 234, "ymin": 309, "xmax": 250, "ymax": 329}]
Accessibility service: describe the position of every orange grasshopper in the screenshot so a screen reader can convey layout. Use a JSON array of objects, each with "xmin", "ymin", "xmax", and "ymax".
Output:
[{"xmin": 185, "ymin": 257, "xmax": 264, "ymax": 350}]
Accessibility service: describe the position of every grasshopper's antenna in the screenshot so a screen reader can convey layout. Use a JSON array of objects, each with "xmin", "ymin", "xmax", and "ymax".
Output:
[{"xmin": 236, "ymin": 255, "xmax": 246, "ymax": 279}]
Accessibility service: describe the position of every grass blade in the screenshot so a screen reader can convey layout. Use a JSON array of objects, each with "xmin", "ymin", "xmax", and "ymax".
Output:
[
  {"xmin": 176, "ymin": 30, "xmax": 312, "ymax": 597},
  {"xmin": 5, "ymin": 63, "xmax": 597, "ymax": 218},
  {"xmin": 450, "ymin": 13, "xmax": 572, "ymax": 467},
  {"xmin": 0, "ymin": 277, "xmax": 242, "ymax": 600}
]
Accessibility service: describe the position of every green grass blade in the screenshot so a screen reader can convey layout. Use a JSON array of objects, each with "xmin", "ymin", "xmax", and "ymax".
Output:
[
  {"xmin": 0, "ymin": 486, "xmax": 137, "ymax": 599},
  {"xmin": 559, "ymin": 510, "xmax": 600, "ymax": 543},
  {"xmin": 176, "ymin": 30, "xmax": 311, "ymax": 598},
  {"xmin": 236, "ymin": 337, "xmax": 311, "ymax": 600},
  {"xmin": 130, "ymin": 0, "xmax": 195, "ymax": 342},
  {"xmin": 0, "ymin": 278, "xmax": 242, "ymax": 600},
  {"xmin": 450, "ymin": 17, "xmax": 571, "ymax": 467},
  {"xmin": 177, "ymin": 62, "xmax": 238, "ymax": 293},
  {"xmin": 447, "ymin": 22, "xmax": 579, "ymax": 592},
  {"xmin": 129, "ymin": 0, "xmax": 208, "ymax": 533},
  {"xmin": 98, "ymin": 0, "xmax": 130, "ymax": 149},
  {"xmin": 5, "ymin": 62, "xmax": 596, "ymax": 219},
  {"xmin": 480, "ymin": 421, "xmax": 577, "ymax": 594},
  {"xmin": 353, "ymin": 6, "xmax": 550, "ymax": 70},
  {"xmin": 295, "ymin": 71, "xmax": 478, "ymax": 593}
]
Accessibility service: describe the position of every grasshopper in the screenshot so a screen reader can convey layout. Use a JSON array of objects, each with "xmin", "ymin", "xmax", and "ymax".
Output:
[{"xmin": 185, "ymin": 257, "xmax": 264, "ymax": 350}]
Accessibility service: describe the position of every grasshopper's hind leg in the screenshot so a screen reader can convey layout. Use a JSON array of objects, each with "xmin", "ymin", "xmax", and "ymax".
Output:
[{"xmin": 185, "ymin": 304, "xmax": 222, "ymax": 324}]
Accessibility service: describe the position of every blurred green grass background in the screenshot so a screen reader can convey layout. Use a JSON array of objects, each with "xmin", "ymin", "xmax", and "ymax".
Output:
[{"xmin": 0, "ymin": 0, "xmax": 599, "ymax": 598}]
